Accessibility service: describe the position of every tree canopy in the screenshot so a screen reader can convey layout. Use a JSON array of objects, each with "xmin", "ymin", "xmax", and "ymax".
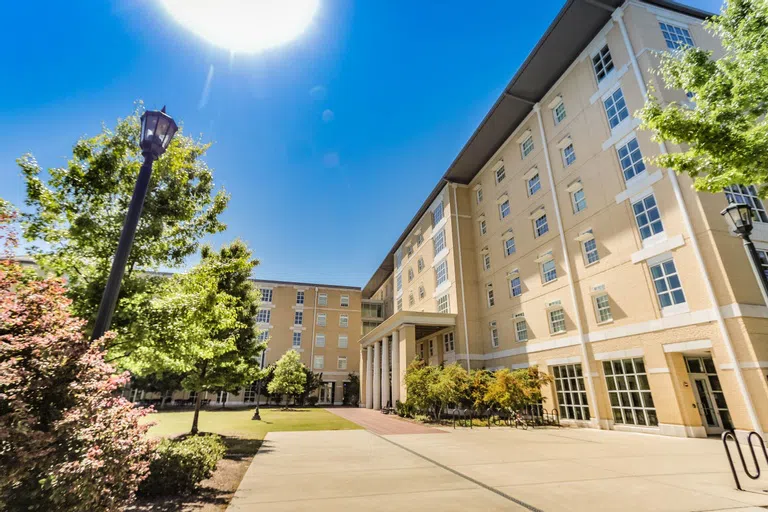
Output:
[
  {"xmin": 19, "ymin": 103, "xmax": 229, "ymax": 335},
  {"xmin": 639, "ymin": 0, "xmax": 768, "ymax": 197}
]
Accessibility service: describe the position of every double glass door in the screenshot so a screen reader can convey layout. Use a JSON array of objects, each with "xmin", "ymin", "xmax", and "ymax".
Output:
[{"xmin": 685, "ymin": 356, "xmax": 732, "ymax": 435}]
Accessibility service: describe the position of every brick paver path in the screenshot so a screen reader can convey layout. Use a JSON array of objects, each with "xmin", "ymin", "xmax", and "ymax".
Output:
[{"xmin": 326, "ymin": 407, "xmax": 446, "ymax": 435}]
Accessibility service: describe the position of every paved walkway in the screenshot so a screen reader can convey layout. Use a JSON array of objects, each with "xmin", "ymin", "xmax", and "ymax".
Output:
[
  {"xmin": 325, "ymin": 407, "xmax": 446, "ymax": 435},
  {"xmin": 229, "ymin": 419, "xmax": 768, "ymax": 511}
]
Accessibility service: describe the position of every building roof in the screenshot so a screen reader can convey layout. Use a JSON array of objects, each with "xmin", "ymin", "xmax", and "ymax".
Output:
[
  {"xmin": 362, "ymin": 0, "xmax": 711, "ymax": 299},
  {"xmin": 252, "ymin": 278, "xmax": 361, "ymax": 291}
]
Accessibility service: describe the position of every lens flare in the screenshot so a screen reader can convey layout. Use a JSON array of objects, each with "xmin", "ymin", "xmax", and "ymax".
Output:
[{"xmin": 160, "ymin": 0, "xmax": 320, "ymax": 53}]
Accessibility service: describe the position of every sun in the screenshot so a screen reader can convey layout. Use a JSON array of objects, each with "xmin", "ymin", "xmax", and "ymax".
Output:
[{"xmin": 160, "ymin": 0, "xmax": 320, "ymax": 53}]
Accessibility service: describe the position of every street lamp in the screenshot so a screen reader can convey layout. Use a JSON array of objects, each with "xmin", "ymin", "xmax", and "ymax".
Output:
[
  {"xmin": 91, "ymin": 107, "xmax": 178, "ymax": 341},
  {"xmin": 252, "ymin": 351, "xmax": 267, "ymax": 421},
  {"xmin": 721, "ymin": 202, "xmax": 768, "ymax": 306}
]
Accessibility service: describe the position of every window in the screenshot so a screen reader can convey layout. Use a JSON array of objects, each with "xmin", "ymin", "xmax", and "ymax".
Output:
[
  {"xmin": 396, "ymin": 274, "xmax": 402, "ymax": 292},
  {"xmin": 504, "ymin": 237, "xmax": 516, "ymax": 256},
  {"xmin": 603, "ymin": 358, "xmax": 657, "ymax": 426},
  {"xmin": 419, "ymin": 285, "xmax": 426, "ymax": 300},
  {"xmin": 499, "ymin": 200, "xmax": 511, "ymax": 219},
  {"xmin": 495, "ymin": 166, "xmax": 506, "ymax": 184},
  {"xmin": 487, "ymin": 284, "xmax": 495, "ymax": 308},
  {"xmin": 433, "ymin": 229, "xmax": 446, "ymax": 254},
  {"xmin": 617, "ymin": 138, "xmax": 646, "ymax": 182},
  {"xmin": 650, "ymin": 259, "xmax": 686, "ymax": 309},
  {"xmin": 432, "ymin": 202, "xmax": 444, "ymax": 226},
  {"xmin": 483, "ymin": 253, "xmax": 491, "ymax": 271},
  {"xmin": 562, "ymin": 144, "xmax": 576, "ymax": 167},
  {"xmin": 256, "ymin": 309, "xmax": 271, "ymax": 324},
  {"xmin": 338, "ymin": 335, "xmax": 348, "ymax": 348},
  {"xmin": 341, "ymin": 294, "xmax": 349, "ymax": 307},
  {"xmin": 408, "ymin": 268, "xmax": 414, "ymax": 282},
  {"xmin": 476, "ymin": 188, "xmax": 483, "ymax": 204},
  {"xmin": 632, "ymin": 195, "xmax": 664, "ymax": 240},
  {"xmin": 660, "ymin": 22, "xmax": 694, "ymax": 50},
  {"xmin": 317, "ymin": 313, "xmax": 327, "ymax": 326},
  {"xmin": 510, "ymin": 276, "xmax": 522, "ymax": 297},
  {"xmin": 260, "ymin": 288, "xmax": 273, "ymax": 303},
  {"xmin": 595, "ymin": 294, "xmax": 612, "ymax": 323},
  {"xmin": 294, "ymin": 311, "xmax": 303, "ymax": 325},
  {"xmin": 514, "ymin": 313, "xmax": 528, "ymax": 342},
  {"xmin": 396, "ymin": 297, "xmax": 403, "ymax": 311},
  {"xmin": 429, "ymin": 339, "xmax": 434, "ymax": 357},
  {"xmin": 316, "ymin": 334, "xmax": 325, "ymax": 347},
  {"xmin": 318, "ymin": 293, "xmax": 328, "ymax": 306},
  {"xmin": 337, "ymin": 356, "xmax": 347, "ymax": 370},
  {"xmin": 521, "ymin": 136, "xmax": 534, "ymax": 158},
  {"xmin": 296, "ymin": 290, "xmax": 304, "ymax": 305},
  {"xmin": 409, "ymin": 293, "xmax": 415, "ymax": 307},
  {"xmin": 443, "ymin": 332, "xmax": 455, "ymax": 352},
  {"xmin": 314, "ymin": 355, "xmax": 324, "ymax": 369},
  {"xmin": 572, "ymin": 188, "xmax": 587, "ymax": 213},
  {"xmin": 592, "ymin": 45, "xmax": 614, "ymax": 83},
  {"xmin": 549, "ymin": 306, "xmax": 566, "ymax": 334},
  {"xmin": 534, "ymin": 214, "xmax": 549, "ymax": 237},
  {"xmin": 490, "ymin": 321, "xmax": 499, "ymax": 348},
  {"xmin": 479, "ymin": 220, "xmax": 487, "ymax": 236},
  {"xmin": 758, "ymin": 249, "xmax": 768, "ymax": 282},
  {"xmin": 542, "ymin": 259, "xmax": 557, "ymax": 283},
  {"xmin": 293, "ymin": 331, "xmax": 302, "ymax": 348},
  {"xmin": 417, "ymin": 257, "xmax": 425, "ymax": 273},
  {"xmin": 339, "ymin": 314, "xmax": 349, "ymax": 328},
  {"xmin": 584, "ymin": 238, "xmax": 599, "ymax": 265},
  {"xmin": 604, "ymin": 88, "xmax": 629, "ymax": 129},
  {"xmin": 435, "ymin": 260, "xmax": 448, "ymax": 286},
  {"xmin": 527, "ymin": 173, "xmax": 541, "ymax": 196},
  {"xmin": 554, "ymin": 102, "xmax": 567, "ymax": 124},
  {"xmin": 553, "ymin": 364, "xmax": 590, "ymax": 420},
  {"xmin": 725, "ymin": 185, "xmax": 768, "ymax": 223}
]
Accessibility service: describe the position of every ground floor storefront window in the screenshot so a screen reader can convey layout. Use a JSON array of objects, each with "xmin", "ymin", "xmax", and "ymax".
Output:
[
  {"xmin": 553, "ymin": 363, "xmax": 590, "ymax": 420},
  {"xmin": 603, "ymin": 358, "xmax": 658, "ymax": 426}
]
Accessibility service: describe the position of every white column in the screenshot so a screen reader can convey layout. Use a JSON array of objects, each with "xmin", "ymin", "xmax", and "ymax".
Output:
[
  {"xmin": 381, "ymin": 336, "xmax": 390, "ymax": 408},
  {"xmin": 391, "ymin": 330, "xmax": 400, "ymax": 405},
  {"xmin": 365, "ymin": 346, "xmax": 373, "ymax": 409},
  {"xmin": 373, "ymin": 341, "xmax": 381, "ymax": 410}
]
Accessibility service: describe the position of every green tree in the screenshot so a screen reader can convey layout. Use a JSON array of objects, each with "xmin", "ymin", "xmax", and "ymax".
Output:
[
  {"xmin": 19, "ymin": 103, "xmax": 229, "ymax": 337},
  {"xmin": 267, "ymin": 351, "xmax": 305, "ymax": 407},
  {"xmin": 483, "ymin": 367, "xmax": 552, "ymax": 410},
  {"xmin": 638, "ymin": 0, "xmax": 768, "ymax": 197},
  {"xmin": 122, "ymin": 240, "xmax": 264, "ymax": 434}
]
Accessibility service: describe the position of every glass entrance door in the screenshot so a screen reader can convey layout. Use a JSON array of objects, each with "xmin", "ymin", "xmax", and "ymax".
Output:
[{"xmin": 685, "ymin": 356, "xmax": 732, "ymax": 435}]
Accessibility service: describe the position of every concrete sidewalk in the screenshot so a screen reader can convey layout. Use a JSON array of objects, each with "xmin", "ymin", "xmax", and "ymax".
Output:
[{"xmin": 229, "ymin": 426, "xmax": 768, "ymax": 511}]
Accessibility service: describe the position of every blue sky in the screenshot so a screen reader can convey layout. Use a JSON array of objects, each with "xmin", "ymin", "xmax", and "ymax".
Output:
[{"xmin": 0, "ymin": 0, "xmax": 722, "ymax": 287}]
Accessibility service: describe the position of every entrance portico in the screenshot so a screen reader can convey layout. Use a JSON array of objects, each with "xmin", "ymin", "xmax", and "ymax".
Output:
[{"xmin": 359, "ymin": 311, "xmax": 457, "ymax": 410}]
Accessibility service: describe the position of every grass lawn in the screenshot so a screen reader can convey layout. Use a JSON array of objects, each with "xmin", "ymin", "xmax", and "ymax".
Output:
[
  {"xmin": 132, "ymin": 407, "xmax": 362, "ymax": 512},
  {"xmin": 146, "ymin": 406, "xmax": 362, "ymax": 440}
]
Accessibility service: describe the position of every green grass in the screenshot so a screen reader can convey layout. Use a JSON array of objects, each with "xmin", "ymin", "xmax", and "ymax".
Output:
[{"xmin": 145, "ymin": 407, "xmax": 362, "ymax": 440}]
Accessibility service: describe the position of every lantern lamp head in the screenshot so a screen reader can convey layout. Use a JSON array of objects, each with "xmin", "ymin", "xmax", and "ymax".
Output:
[
  {"xmin": 721, "ymin": 202, "xmax": 754, "ymax": 237},
  {"xmin": 140, "ymin": 106, "xmax": 178, "ymax": 158}
]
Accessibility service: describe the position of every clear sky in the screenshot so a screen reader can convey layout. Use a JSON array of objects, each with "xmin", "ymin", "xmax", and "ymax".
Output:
[{"xmin": 0, "ymin": 0, "xmax": 722, "ymax": 288}]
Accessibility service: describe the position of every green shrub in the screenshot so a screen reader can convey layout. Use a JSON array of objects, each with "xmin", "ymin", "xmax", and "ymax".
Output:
[{"xmin": 139, "ymin": 434, "xmax": 226, "ymax": 497}]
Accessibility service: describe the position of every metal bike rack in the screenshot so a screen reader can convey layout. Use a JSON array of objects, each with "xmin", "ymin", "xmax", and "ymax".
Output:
[{"xmin": 722, "ymin": 429, "xmax": 768, "ymax": 491}]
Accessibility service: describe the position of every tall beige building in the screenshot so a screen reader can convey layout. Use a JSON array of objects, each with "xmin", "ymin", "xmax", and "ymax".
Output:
[{"xmin": 359, "ymin": 0, "xmax": 768, "ymax": 439}]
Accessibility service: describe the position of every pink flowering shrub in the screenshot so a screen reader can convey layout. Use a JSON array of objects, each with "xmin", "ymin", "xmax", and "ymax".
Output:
[{"xmin": 0, "ymin": 203, "xmax": 156, "ymax": 511}]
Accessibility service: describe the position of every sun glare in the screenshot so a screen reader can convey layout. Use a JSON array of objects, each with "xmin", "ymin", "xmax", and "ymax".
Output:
[{"xmin": 160, "ymin": 0, "xmax": 320, "ymax": 53}]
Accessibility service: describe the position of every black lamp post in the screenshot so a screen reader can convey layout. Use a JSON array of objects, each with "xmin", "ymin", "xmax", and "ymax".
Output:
[
  {"xmin": 252, "ymin": 351, "xmax": 267, "ymax": 421},
  {"xmin": 721, "ymin": 202, "xmax": 768, "ymax": 304},
  {"xmin": 91, "ymin": 107, "xmax": 178, "ymax": 341}
]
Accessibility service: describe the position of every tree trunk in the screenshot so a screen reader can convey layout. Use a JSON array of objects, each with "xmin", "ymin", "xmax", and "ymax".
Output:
[{"xmin": 191, "ymin": 391, "xmax": 203, "ymax": 434}]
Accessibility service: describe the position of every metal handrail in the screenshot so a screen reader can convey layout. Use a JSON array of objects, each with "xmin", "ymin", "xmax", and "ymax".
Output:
[{"xmin": 722, "ymin": 429, "xmax": 768, "ymax": 490}]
